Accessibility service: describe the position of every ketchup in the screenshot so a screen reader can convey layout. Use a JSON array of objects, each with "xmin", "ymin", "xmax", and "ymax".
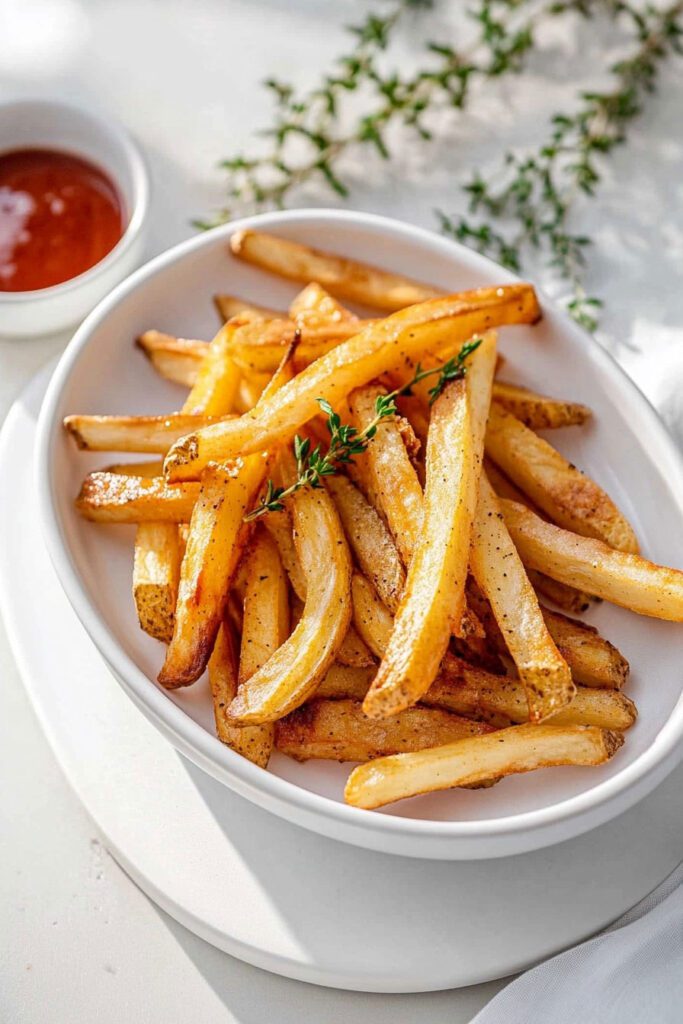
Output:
[{"xmin": 0, "ymin": 148, "xmax": 125, "ymax": 292}]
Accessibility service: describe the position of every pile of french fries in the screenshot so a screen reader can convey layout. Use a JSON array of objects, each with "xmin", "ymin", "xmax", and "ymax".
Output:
[{"xmin": 65, "ymin": 230, "xmax": 683, "ymax": 811}]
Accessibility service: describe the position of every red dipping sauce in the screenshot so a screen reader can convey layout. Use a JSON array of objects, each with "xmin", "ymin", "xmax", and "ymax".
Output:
[{"xmin": 0, "ymin": 148, "xmax": 125, "ymax": 292}]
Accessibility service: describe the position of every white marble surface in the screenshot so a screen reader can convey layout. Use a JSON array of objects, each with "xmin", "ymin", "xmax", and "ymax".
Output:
[{"xmin": 1, "ymin": 1, "xmax": 682, "ymax": 1020}]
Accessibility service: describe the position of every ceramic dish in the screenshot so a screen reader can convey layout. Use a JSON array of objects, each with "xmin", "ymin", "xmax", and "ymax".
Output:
[
  {"xmin": 0, "ymin": 99, "xmax": 149, "ymax": 337},
  {"xmin": 36, "ymin": 209, "xmax": 683, "ymax": 859}
]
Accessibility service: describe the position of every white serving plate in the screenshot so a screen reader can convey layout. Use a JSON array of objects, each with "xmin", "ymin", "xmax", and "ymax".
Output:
[
  {"xmin": 5, "ymin": 363, "xmax": 683, "ymax": 991},
  {"xmin": 36, "ymin": 209, "xmax": 683, "ymax": 859}
]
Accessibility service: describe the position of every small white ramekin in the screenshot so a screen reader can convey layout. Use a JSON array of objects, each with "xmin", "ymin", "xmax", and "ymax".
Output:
[{"xmin": 0, "ymin": 98, "xmax": 150, "ymax": 338}]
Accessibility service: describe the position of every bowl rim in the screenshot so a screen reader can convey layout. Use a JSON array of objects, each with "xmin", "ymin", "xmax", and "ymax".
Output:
[
  {"xmin": 35, "ymin": 207, "xmax": 683, "ymax": 846},
  {"xmin": 0, "ymin": 97, "xmax": 150, "ymax": 303}
]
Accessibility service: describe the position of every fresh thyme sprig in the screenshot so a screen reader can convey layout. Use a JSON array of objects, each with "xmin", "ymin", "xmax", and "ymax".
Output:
[
  {"xmin": 244, "ymin": 337, "xmax": 482, "ymax": 521},
  {"xmin": 439, "ymin": 1, "xmax": 683, "ymax": 330},
  {"xmin": 197, "ymin": 0, "xmax": 580, "ymax": 230}
]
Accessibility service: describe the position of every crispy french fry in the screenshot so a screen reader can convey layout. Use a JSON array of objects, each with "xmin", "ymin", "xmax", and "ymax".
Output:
[
  {"xmin": 137, "ymin": 332, "xmax": 206, "ymax": 387},
  {"xmin": 214, "ymin": 294, "xmax": 281, "ymax": 323},
  {"xmin": 542, "ymin": 608, "xmax": 629, "ymax": 689},
  {"xmin": 491, "ymin": 382, "xmax": 591, "ymax": 429},
  {"xmin": 314, "ymin": 646, "xmax": 636, "ymax": 732},
  {"xmin": 429, "ymin": 657, "xmax": 636, "ymax": 730},
  {"xmin": 289, "ymin": 282, "xmax": 358, "ymax": 323},
  {"xmin": 181, "ymin": 322, "xmax": 242, "ymax": 416},
  {"xmin": 208, "ymin": 618, "xmax": 274, "ymax": 768},
  {"xmin": 502, "ymin": 500, "xmax": 683, "ymax": 621},
  {"xmin": 158, "ymin": 456, "xmax": 270, "ymax": 688},
  {"xmin": 348, "ymin": 384, "xmax": 423, "ymax": 566},
  {"xmin": 486, "ymin": 404, "xmax": 639, "ymax": 553},
  {"xmin": 470, "ymin": 474, "xmax": 574, "ymax": 722},
  {"xmin": 276, "ymin": 699, "xmax": 491, "ymax": 762},
  {"xmin": 326, "ymin": 475, "xmax": 405, "ymax": 613},
  {"xmin": 131, "ymin": 522, "xmax": 182, "ymax": 643},
  {"xmin": 337, "ymin": 626, "xmax": 377, "ymax": 669},
  {"xmin": 345, "ymin": 724, "xmax": 624, "ymax": 809},
  {"xmin": 231, "ymin": 528, "xmax": 290, "ymax": 764},
  {"xmin": 164, "ymin": 286, "xmax": 541, "ymax": 481},
  {"xmin": 351, "ymin": 573, "xmax": 394, "ymax": 659},
  {"xmin": 75, "ymin": 472, "xmax": 199, "ymax": 523},
  {"xmin": 262, "ymin": 507, "xmax": 307, "ymax": 601},
  {"xmin": 230, "ymin": 228, "xmax": 444, "ymax": 311},
  {"xmin": 484, "ymin": 458, "xmax": 592, "ymax": 613},
  {"xmin": 363, "ymin": 332, "xmax": 497, "ymax": 719},
  {"xmin": 228, "ymin": 318, "xmax": 371, "ymax": 374},
  {"xmin": 227, "ymin": 479, "xmax": 352, "ymax": 723},
  {"xmin": 64, "ymin": 413, "xmax": 220, "ymax": 454}
]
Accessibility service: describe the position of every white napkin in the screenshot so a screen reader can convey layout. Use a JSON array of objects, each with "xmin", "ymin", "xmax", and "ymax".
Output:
[{"xmin": 471, "ymin": 863, "xmax": 683, "ymax": 1023}]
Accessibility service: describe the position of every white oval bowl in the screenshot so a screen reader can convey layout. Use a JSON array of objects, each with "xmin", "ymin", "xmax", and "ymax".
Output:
[
  {"xmin": 0, "ymin": 99, "xmax": 149, "ymax": 337},
  {"xmin": 36, "ymin": 209, "xmax": 683, "ymax": 859}
]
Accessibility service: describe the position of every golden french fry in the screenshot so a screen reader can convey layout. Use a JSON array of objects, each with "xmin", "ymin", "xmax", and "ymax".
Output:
[
  {"xmin": 64, "ymin": 413, "xmax": 220, "ymax": 454},
  {"xmin": 164, "ymin": 286, "xmax": 541, "ymax": 481},
  {"xmin": 363, "ymin": 332, "xmax": 497, "ymax": 719},
  {"xmin": 214, "ymin": 294, "xmax": 281, "ymax": 323},
  {"xmin": 486, "ymin": 404, "xmax": 639, "ymax": 553},
  {"xmin": 542, "ymin": 608, "xmax": 629, "ymax": 689},
  {"xmin": 132, "ymin": 522, "xmax": 182, "ymax": 643},
  {"xmin": 491, "ymin": 382, "xmax": 591, "ymax": 429},
  {"xmin": 348, "ymin": 384, "xmax": 423, "ymax": 566},
  {"xmin": 326, "ymin": 475, "xmax": 405, "ymax": 613},
  {"xmin": 484, "ymin": 458, "xmax": 592, "ymax": 613},
  {"xmin": 75, "ymin": 472, "xmax": 199, "ymax": 523},
  {"xmin": 337, "ymin": 626, "xmax": 377, "ymax": 669},
  {"xmin": 137, "ymin": 332, "xmax": 206, "ymax": 387},
  {"xmin": 344, "ymin": 724, "xmax": 624, "ymax": 809},
  {"xmin": 276, "ymin": 699, "xmax": 491, "ymax": 762},
  {"xmin": 230, "ymin": 228, "xmax": 444, "ymax": 311},
  {"xmin": 314, "ymin": 662, "xmax": 376, "ymax": 701},
  {"xmin": 428, "ymin": 657, "xmax": 636, "ymax": 731},
  {"xmin": 351, "ymin": 573, "xmax": 395, "ymax": 659},
  {"xmin": 228, "ymin": 480, "xmax": 352, "ymax": 723},
  {"xmin": 158, "ymin": 456, "xmax": 269, "ymax": 688},
  {"xmin": 289, "ymin": 282, "xmax": 358, "ymax": 323},
  {"xmin": 470, "ymin": 474, "xmax": 574, "ymax": 722},
  {"xmin": 502, "ymin": 500, "xmax": 683, "ymax": 621},
  {"xmin": 181, "ymin": 322, "xmax": 242, "ymax": 416},
  {"xmin": 227, "ymin": 317, "xmax": 371, "ymax": 374},
  {"xmin": 208, "ymin": 618, "xmax": 274, "ymax": 768},
  {"xmin": 262, "ymin": 507, "xmax": 307, "ymax": 601},
  {"xmin": 239, "ymin": 528, "xmax": 290, "ymax": 684}
]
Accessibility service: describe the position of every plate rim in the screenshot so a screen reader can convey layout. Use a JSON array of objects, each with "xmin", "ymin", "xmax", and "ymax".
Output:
[{"xmin": 34, "ymin": 207, "xmax": 683, "ymax": 852}]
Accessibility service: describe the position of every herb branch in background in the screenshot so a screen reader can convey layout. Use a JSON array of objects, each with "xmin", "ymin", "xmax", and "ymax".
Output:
[
  {"xmin": 201, "ymin": 0, "xmax": 683, "ymax": 331},
  {"xmin": 244, "ymin": 337, "xmax": 482, "ymax": 521},
  {"xmin": 440, "ymin": 1, "xmax": 683, "ymax": 331}
]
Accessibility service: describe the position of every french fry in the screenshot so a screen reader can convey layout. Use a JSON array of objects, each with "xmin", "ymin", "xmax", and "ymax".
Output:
[
  {"xmin": 227, "ymin": 317, "xmax": 371, "ymax": 374},
  {"xmin": 351, "ymin": 573, "xmax": 394, "ymax": 659},
  {"xmin": 469, "ymin": 474, "xmax": 574, "ymax": 722},
  {"xmin": 345, "ymin": 723, "xmax": 624, "ymax": 809},
  {"xmin": 262, "ymin": 507, "xmax": 307, "ymax": 601},
  {"xmin": 214, "ymin": 294, "xmax": 281, "ymax": 322},
  {"xmin": 485, "ymin": 458, "xmax": 592, "ymax": 613},
  {"xmin": 428, "ymin": 658, "xmax": 636, "ymax": 730},
  {"xmin": 137, "ymin": 331, "xmax": 206, "ymax": 387},
  {"xmin": 348, "ymin": 384, "xmax": 423, "ymax": 566},
  {"xmin": 337, "ymin": 626, "xmax": 377, "ymax": 669},
  {"xmin": 542, "ymin": 608, "xmax": 630, "ymax": 690},
  {"xmin": 314, "ymin": 647, "xmax": 636, "ymax": 732},
  {"xmin": 239, "ymin": 528, "xmax": 290, "ymax": 683},
  {"xmin": 227, "ymin": 478, "xmax": 352, "ymax": 723},
  {"xmin": 289, "ymin": 281, "xmax": 358, "ymax": 323},
  {"xmin": 157, "ymin": 342, "xmax": 299, "ymax": 687},
  {"xmin": 158, "ymin": 455, "xmax": 270, "ymax": 688},
  {"xmin": 164, "ymin": 285, "xmax": 541, "ymax": 481},
  {"xmin": 231, "ymin": 528, "xmax": 290, "ymax": 765},
  {"xmin": 326, "ymin": 475, "xmax": 405, "ymax": 613},
  {"xmin": 491, "ymin": 382, "xmax": 591, "ymax": 429},
  {"xmin": 230, "ymin": 228, "xmax": 444, "ymax": 311},
  {"xmin": 64, "ymin": 413, "xmax": 220, "ymax": 454},
  {"xmin": 275, "ymin": 699, "xmax": 491, "ymax": 762},
  {"xmin": 181, "ymin": 322, "xmax": 242, "ymax": 416},
  {"xmin": 208, "ymin": 618, "xmax": 275, "ymax": 768},
  {"xmin": 502, "ymin": 500, "xmax": 683, "ymax": 621},
  {"xmin": 486, "ymin": 404, "xmax": 639, "ymax": 553},
  {"xmin": 363, "ymin": 332, "xmax": 497, "ymax": 719},
  {"xmin": 132, "ymin": 522, "xmax": 182, "ymax": 643},
  {"xmin": 75, "ymin": 472, "xmax": 199, "ymax": 523}
]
